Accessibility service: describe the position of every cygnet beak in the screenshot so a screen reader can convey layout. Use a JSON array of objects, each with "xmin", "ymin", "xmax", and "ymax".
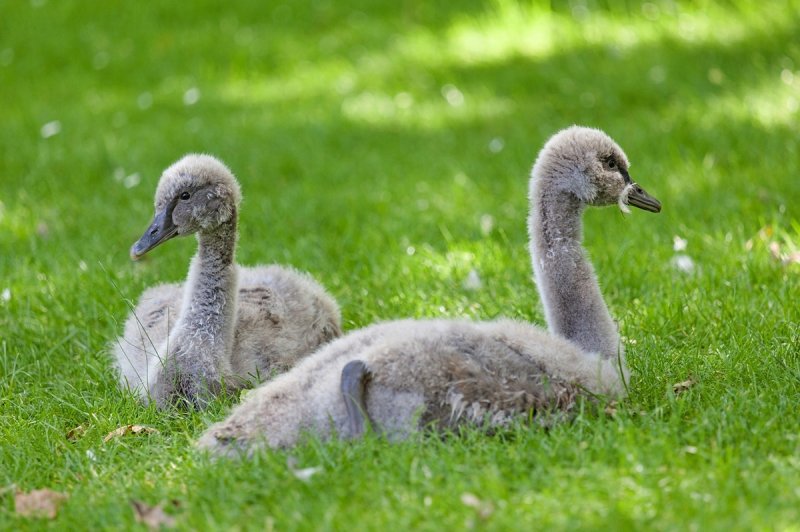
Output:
[
  {"xmin": 626, "ymin": 183, "xmax": 662, "ymax": 213},
  {"xmin": 130, "ymin": 208, "xmax": 179, "ymax": 260}
]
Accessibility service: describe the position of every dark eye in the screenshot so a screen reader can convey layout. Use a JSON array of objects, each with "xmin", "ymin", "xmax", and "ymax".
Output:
[
  {"xmin": 180, "ymin": 191, "xmax": 190, "ymax": 200},
  {"xmin": 607, "ymin": 159, "xmax": 617, "ymax": 170}
]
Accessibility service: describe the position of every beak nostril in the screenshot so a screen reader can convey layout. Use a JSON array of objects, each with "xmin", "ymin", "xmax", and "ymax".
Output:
[{"xmin": 150, "ymin": 228, "xmax": 158, "ymax": 236}]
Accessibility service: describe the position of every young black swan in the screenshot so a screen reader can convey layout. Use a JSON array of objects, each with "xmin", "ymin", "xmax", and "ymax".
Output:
[
  {"xmin": 112, "ymin": 154, "xmax": 342, "ymax": 408},
  {"xmin": 197, "ymin": 126, "xmax": 661, "ymax": 454}
]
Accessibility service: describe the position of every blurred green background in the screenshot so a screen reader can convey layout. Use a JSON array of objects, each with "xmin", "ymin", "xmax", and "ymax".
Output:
[{"xmin": 1, "ymin": 0, "xmax": 798, "ymax": 529}]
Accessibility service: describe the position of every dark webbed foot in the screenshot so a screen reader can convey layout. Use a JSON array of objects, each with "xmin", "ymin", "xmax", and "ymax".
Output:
[{"xmin": 341, "ymin": 360, "xmax": 372, "ymax": 438}]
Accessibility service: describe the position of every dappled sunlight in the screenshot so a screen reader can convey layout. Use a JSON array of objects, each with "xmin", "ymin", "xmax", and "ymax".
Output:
[
  {"xmin": 697, "ymin": 72, "xmax": 800, "ymax": 129},
  {"xmin": 218, "ymin": 59, "xmax": 353, "ymax": 107},
  {"xmin": 340, "ymin": 87, "xmax": 513, "ymax": 129},
  {"xmin": 209, "ymin": 0, "xmax": 798, "ymax": 136},
  {"xmin": 438, "ymin": 0, "xmax": 774, "ymax": 67},
  {"xmin": 641, "ymin": 67, "xmax": 799, "ymax": 201},
  {"xmin": 216, "ymin": 47, "xmax": 515, "ymax": 129}
]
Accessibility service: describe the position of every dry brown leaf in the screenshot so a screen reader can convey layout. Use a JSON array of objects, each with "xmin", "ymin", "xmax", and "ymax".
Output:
[
  {"xmin": 103, "ymin": 424, "xmax": 159, "ymax": 443},
  {"xmin": 14, "ymin": 489, "xmax": 69, "ymax": 519},
  {"xmin": 66, "ymin": 424, "xmax": 86, "ymax": 442},
  {"xmin": 672, "ymin": 378, "xmax": 695, "ymax": 395},
  {"xmin": 131, "ymin": 500, "xmax": 176, "ymax": 530},
  {"xmin": 460, "ymin": 492, "xmax": 494, "ymax": 519}
]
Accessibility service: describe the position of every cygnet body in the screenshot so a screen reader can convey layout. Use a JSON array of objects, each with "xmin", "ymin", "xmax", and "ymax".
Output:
[
  {"xmin": 112, "ymin": 154, "xmax": 341, "ymax": 408},
  {"xmin": 197, "ymin": 126, "xmax": 661, "ymax": 454}
]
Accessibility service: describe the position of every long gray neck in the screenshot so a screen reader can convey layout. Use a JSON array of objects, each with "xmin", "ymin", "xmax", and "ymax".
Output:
[
  {"xmin": 528, "ymin": 181, "xmax": 621, "ymax": 359},
  {"xmin": 171, "ymin": 215, "xmax": 239, "ymax": 375}
]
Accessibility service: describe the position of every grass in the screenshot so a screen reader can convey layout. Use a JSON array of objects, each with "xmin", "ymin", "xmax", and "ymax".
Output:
[{"xmin": 1, "ymin": 0, "xmax": 799, "ymax": 529}]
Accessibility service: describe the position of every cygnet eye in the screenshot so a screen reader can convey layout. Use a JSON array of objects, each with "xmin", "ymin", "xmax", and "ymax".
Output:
[
  {"xmin": 607, "ymin": 159, "xmax": 617, "ymax": 170},
  {"xmin": 180, "ymin": 191, "xmax": 191, "ymax": 200}
]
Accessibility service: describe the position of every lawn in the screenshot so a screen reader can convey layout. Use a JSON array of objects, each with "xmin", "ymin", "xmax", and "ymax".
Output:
[{"xmin": 1, "ymin": 0, "xmax": 799, "ymax": 529}]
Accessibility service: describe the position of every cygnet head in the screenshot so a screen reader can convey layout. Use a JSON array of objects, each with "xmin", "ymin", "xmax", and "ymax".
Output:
[
  {"xmin": 130, "ymin": 154, "xmax": 242, "ymax": 260},
  {"xmin": 532, "ymin": 126, "xmax": 661, "ymax": 213}
]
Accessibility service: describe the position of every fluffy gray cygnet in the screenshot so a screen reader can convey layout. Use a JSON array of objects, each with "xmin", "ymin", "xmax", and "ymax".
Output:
[
  {"xmin": 112, "ymin": 154, "xmax": 342, "ymax": 408},
  {"xmin": 197, "ymin": 126, "xmax": 661, "ymax": 455}
]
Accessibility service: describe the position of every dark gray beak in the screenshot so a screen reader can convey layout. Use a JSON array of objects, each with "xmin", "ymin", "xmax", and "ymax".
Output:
[
  {"xmin": 626, "ymin": 183, "xmax": 662, "ymax": 213},
  {"xmin": 130, "ymin": 209, "xmax": 178, "ymax": 260}
]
